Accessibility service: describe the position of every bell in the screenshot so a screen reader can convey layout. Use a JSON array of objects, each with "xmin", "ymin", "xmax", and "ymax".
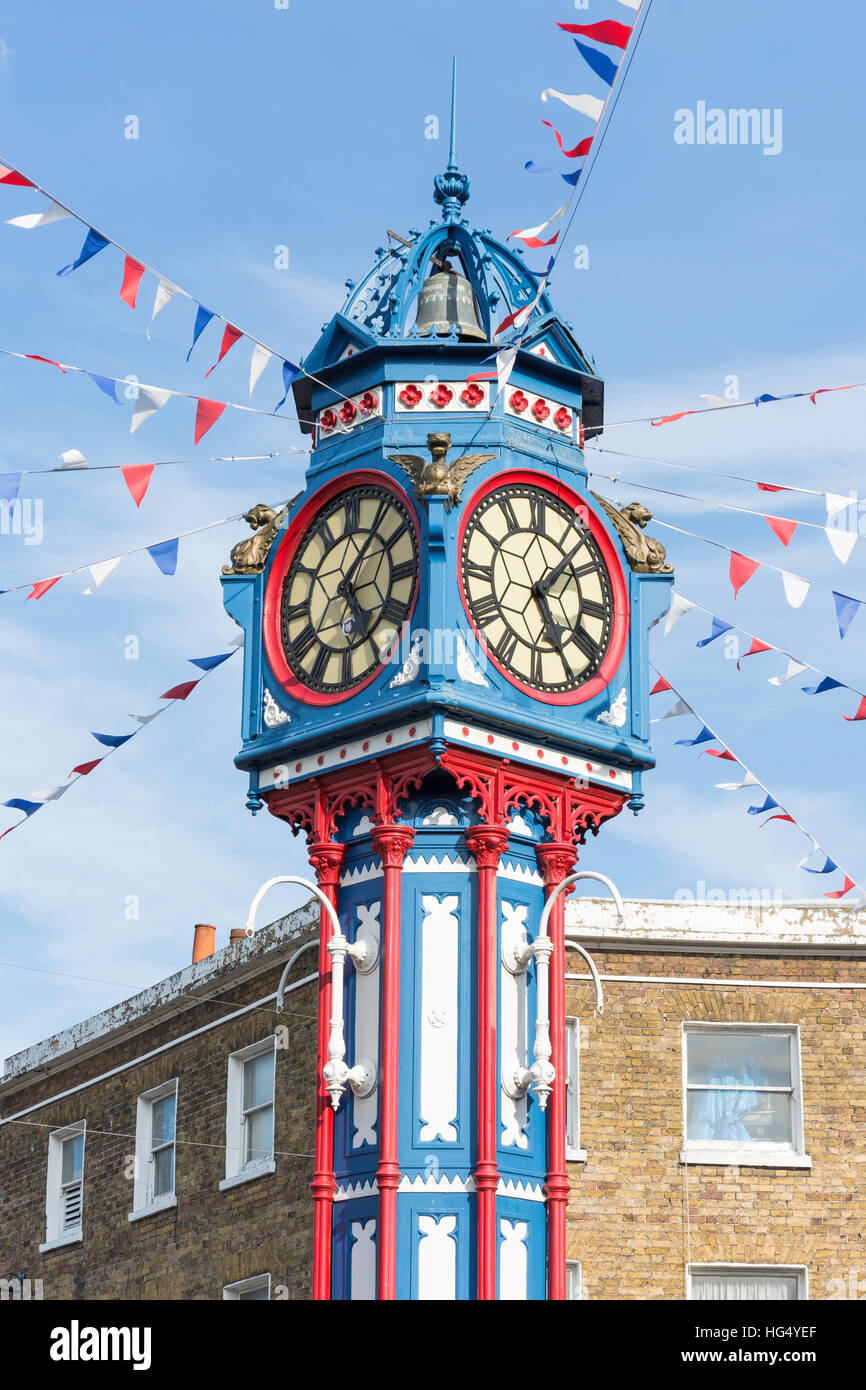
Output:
[{"xmin": 415, "ymin": 265, "xmax": 486, "ymax": 341}]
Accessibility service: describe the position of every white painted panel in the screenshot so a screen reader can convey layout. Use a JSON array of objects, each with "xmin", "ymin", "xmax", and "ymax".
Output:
[
  {"xmin": 499, "ymin": 1219, "xmax": 529, "ymax": 1301},
  {"xmin": 352, "ymin": 901, "xmax": 381, "ymax": 1149},
  {"xmin": 418, "ymin": 1215, "xmax": 457, "ymax": 1300},
  {"xmin": 500, "ymin": 900, "xmax": 529, "ymax": 1149},
  {"xmin": 419, "ymin": 894, "xmax": 459, "ymax": 1142},
  {"xmin": 349, "ymin": 1219, "xmax": 376, "ymax": 1300}
]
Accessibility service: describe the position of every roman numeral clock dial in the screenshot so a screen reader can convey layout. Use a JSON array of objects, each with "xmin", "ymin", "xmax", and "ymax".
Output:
[
  {"xmin": 277, "ymin": 483, "xmax": 419, "ymax": 700},
  {"xmin": 460, "ymin": 480, "xmax": 626, "ymax": 702}
]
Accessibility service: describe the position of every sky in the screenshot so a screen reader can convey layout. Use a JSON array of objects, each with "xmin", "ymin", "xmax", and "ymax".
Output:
[{"xmin": 1, "ymin": 0, "xmax": 865, "ymax": 1063}]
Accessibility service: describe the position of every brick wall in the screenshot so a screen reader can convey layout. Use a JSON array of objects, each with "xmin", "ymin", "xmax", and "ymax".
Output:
[
  {"xmin": 0, "ymin": 943, "xmax": 318, "ymax": 1301},
  {"xmin": 565, "ymin": 948, "xmax": 866, "ymax": 1300}
]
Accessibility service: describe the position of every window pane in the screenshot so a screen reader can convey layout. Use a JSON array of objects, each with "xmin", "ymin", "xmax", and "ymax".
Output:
[
  {"xmin": 243, "ymin": 1052, "xmax": 274, "ymax": 1111},
  {"xmin": 687, "ymin": 1031, "xmax": 791, "ymax": 1088},
  {"xmin": 151, "ymin": 1094, "xmax": 175, "ymax": 1148},
  {"xmin": 245, "ymin": 1104, "xmax": 273, "ymax": 1164},
  {"xmin": 61, "ymin": 1133, "xmax": 83, "ymax": 1184},
  {"xmin": 153, "ymin": 1144, "xmax": 175, "ymax": 1198},
  {"xmin": 687, "ymin": 1089, "xmax": 793, "ymax": 1144},
  {"xmin": 692, "ymin": 1272, "xmax": 799, "ymax": 1300},
  {"xmin": 238, "ymin": 1283, "xmax": 269, "ymax": 1300}
]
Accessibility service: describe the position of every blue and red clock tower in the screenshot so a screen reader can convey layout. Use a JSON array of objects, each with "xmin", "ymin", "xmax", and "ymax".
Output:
[{"xmin": 222, "ymin": 135, "xmax": 672, "ymax": 1299}]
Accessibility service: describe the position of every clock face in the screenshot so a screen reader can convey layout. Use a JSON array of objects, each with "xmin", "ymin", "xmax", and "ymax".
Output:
[
  {"xmin": 279, "ymin": 483, "xmax": 419, "ymax": 698},
  {"xmin": 460, "ymin": 480, "xmax": 619, "ymax": 698}
]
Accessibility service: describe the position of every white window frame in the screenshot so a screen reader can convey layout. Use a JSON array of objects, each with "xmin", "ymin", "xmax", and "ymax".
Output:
[
  {"xmin": 565, "ymin": 1017, "xmax": 586, "ymax": 1162},
  {"xmin": 680, "ymin": 1023, "xmax": 810, "ymax": 1169},
  {"xmin": 223, "ymin": 1273, "xmax": 271, "ymax": 1301},
  {"xmin": 128, "ymin": 1079, "xmax": 178, "ymax": 1222},
  {"xmin": 566, "ymin": 1260, "xmax": 583, "ymax": 1300},
  {"xmin": 687, "ymin": 1263, "xmax": 808, "ymax": 1301},
  {"xmin": 38, "ymin": 1120, "xmax": 86, "ymax": 1252},
  {"xmin": 220, "ymin": 1037, "xmax": 277, "ymax": 1191}
]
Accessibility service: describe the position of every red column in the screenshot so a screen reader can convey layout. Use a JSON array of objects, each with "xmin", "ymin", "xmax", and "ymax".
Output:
[
  {"xmin": 308, "ymin": 841, "xmax": 346, "ymax": 1302},
  {"xmin": 371, "ymin": 823, "xmax": 415, "ymax": 1301},
  {"xmin": 535, "ymin": 841, "xmax": 577, "ymax": 1301},
  {"xmin": 465, "ymin": 825, "xmax": 510, "ymax": 1301}
]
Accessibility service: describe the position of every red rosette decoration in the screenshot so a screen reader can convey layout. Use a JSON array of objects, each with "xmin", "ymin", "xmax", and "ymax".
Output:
[
  {"xmin": 339, "ymin": 399, "xmax": 358, "ymax": 426},
  {"xmin": 509, "ymin": 390, "xmax": 529, "ymax": 413},
  {"xmin": 460, "ymin": 382, "xmax": 485, "ymax": 407},
  {"xmin": 359, "ymin": 390, "xmax": 378, "ymax": 415},
  {"xmin": 429, "ymin": 383, "xmax": 454, "ymax": 408},
  {"xmin": 320, "ymin": 408, "xmax": 338, "ymax": 432},
  {"xmin": 398, "ymin": 383, "xmax": 423, "ymax": 407},
  {"xmin": 554, "ymin": 406, "xmax": 572, "ymax": 432},
  {"xmin": 532, "ymin": 398, "xmax": 551, "ymax": 422}
]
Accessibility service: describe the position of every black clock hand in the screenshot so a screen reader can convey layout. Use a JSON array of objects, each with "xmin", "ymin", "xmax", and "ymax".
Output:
[
  {"xmin": 537, "ymin": 535, "xmax": 588, "ymax": 597},
  {"xmin": 337, "ymin": 577, "xmax": 371, "ymax": 636},
  {"xmin": 531, "ymin": 583, "xmax": 566, "ymax": 654}
]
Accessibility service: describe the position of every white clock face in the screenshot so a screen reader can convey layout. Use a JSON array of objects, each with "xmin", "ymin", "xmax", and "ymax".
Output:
[{"xmin": 460, "ymin": 482, "xmax": 615, "ymax": 695}]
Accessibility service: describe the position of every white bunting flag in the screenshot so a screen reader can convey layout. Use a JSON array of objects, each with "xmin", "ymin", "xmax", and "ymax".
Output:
[
  {"xmin": 541, "ymin": 90, "xmax": 605, "ymax": 122},
  {"xmin": 228, "ymin": 631, "xmax": 245, "ymax": 649},
  {"xmin": 699, "ymin": 394, "xmax": 735, "ymax": 408},
  {"xmin": 796, "ymin": 837, "xmax": 821, "ymax": 869},
  {"xmin": 768, "ymin": 657, "xmax": 809, "ymax": 686},
  {"xmin": 496, "ymin": 346, "xmax": 519, "ymax": 398},
  {"xmin": 33, "ymin": 784, "xmax": 74, "ymax": 801},
  {"xmin": 510, "ymin": 203, "xmax": 569, "ymax": 244},
  {"xmin": 617, "ymin": 0, "xmax": 640, "ymax": 8},
  {"xmin": 715, "ymin": 772, "xmax": 759, "ymax": 790},
  {"xmin": 126, "ymin": 710, "xmax": 163, "ymax": 726},
  {"xmin": 56, "ymin": 449, "xmax": 88, "ymax": 469},
  {"xmin": 7, "ymin": 201, "xmax": 72, "ymax": 230},
  {"xmin": 146, "ymin": 278, "xmax": 178, "ymax": 338},
  {"xmin": 781, "ymin": 571, "xmax": 810, "ymax": 609},
  {"xmin": 825, "ymin": 527, "xmax": 858, "ymax": 564},
  {"xmin": 84, "ymin": 557, "xmax": 122, "ymax": 594},
  {"xmin": 664, "ymin": 593, "xmax": 696, "ymax": 635},
  {"xmin": 249, "ymin": 343, "xmax": 272, "ymax": 399},
  {"xmin": 130, "ymin": 384, "xmax": 173, "ymax": 435},
  {"xmin": 825, "ymin": 492, "xmax": 852, "ymax": 523},
  {"xmin": 653, "ymin": 698, "xmax": 693, "ymax": 723}
]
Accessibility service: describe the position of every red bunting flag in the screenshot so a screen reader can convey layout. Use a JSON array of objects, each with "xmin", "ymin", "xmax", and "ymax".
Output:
[
  {"xmin": 762, "ymin": 814, "xmax": 795, "ymax": 827},
  {"xmin": 843, "ymin": 696, "xmax": 866, "ymax": 722},
  {"xmin": 119, "ymin": 256, "xmax": 146, "ymax": 309},
  {"xmin": 825, "ymin": 875, "xmax": 856, "ymax": 899},
  {"xmin": 0, "ymin": 165, "xmax": 35, "ymax": 187},
  {"xmin": 737, "ymin": 638, "xmax": 773, "ymax": 669},
  {"xmin": 703, "ymin": 748, "xmax": 737, "ymax": 761},
  {"xmin": 650, "ymin": 676, "xmax": 671, "ymax": 695},
  {"xmin": 205, "ymin": 324, "xmax": 243, "ymax": 378},
  {"xmin": 69, "ymin": 758, "xmax": 103, "ymax": 778},
  {"xmin": 757, "ymin": 482, "xmax": 789, "ymax": 493},
  {"xmin": 651, "ymin": 410, "xmax": 698, "ymax": 427},
  {"xmin": 810, "ymin": 385, "xmax": 859, "ymax": 405},
  {"xmin": 556, "ymin": 19, "xmax": 632, "ymax": 47},
  {"xmin": 194, "ymin": 397, "xmax": 227, "ymax": 444},
  {"xmin": 25, "ymin": 354, "xmax": 66, "ymax": 372},
  {"xmin": 26, "ymin": 576, "xmax": 61, "ymax": 601},
  {"xmin": 120, "ymin": 464, "xmax": 154, "ymax": 508},
  {"xmin": 729, "ymin": 551, "xmax": 760, "ymax": 598},
  {"xmin": 160, "ymin": 679, "xmax": 201, "ymax": 701},
  {"xmin": 764, "ymin": 515, "xmax": 798, "ymax": 546},
  {"xmin": 541, "ymin": 121, "xmax": 593, "ymax": 159}
]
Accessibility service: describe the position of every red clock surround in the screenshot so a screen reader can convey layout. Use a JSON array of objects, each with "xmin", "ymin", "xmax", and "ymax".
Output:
[
  {"xmin": 457, "ymin": 470, "xmax": 630, "ymax": 707},
  {"xmin": 262, "ymin": 470, "xmax": 421, "ymax": 707}
]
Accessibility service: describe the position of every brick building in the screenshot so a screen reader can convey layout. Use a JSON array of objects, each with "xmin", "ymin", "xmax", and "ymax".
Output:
[{"xmin": 1, "ymin": 896, "xmax": 863, "ymax": 1300}]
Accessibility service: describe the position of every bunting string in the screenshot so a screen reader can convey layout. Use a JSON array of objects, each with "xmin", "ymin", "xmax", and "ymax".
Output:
[
  {"xmin": 0, "ymin": 452, "xmax": 286, "ymax": 510},
  {"xmin": 598, "ymin": 380, "xmax": 866, "ymax": 431},
  {"xmin": 663, "ymin": 592, "xmax": 866, "ymax": 722},
  {"xmin": 1, "ymin": 637, "xmax": 243, "ymax": 841},
  {"xmin": 589, "ymin": 443, "xmax": 854, "ymax": 510},
  {"xmin": 651, "ymin": 668, "xmax": 863, "ymax": 901},
  {"xmin": 0, "ymin": 157, "xmax": 358, "ymax": 413},
  {"xmin": 0, "ymin": 500, "xmax": 291, "ymax": 600}
]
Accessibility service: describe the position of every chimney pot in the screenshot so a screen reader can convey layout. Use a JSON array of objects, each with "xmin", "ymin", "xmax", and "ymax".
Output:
[
  {"xmin": 192, "ymin": 923, "xmax": 216, "ymax": 963},
  {"xmin": 229, "ymin": 928, "xmax": 247, "ymax": 944}
]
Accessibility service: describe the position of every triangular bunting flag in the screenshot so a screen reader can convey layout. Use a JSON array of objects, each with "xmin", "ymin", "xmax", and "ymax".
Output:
[
  {"xmin": 541, "ymin": 121, "xmax": 593, "ymax": 158},
  {"xmin": 189, "ymin": 652, "xmax": 233, "ymax": 671},
  {"xmin": 572, "ymin": 39, "xmax": 618, "ymax": 85},
  {"xmin": 762, "ymin": 814, "xmax": 795, "ymax": 827},
  {"xmin": 7, "ymin": 201, "xmax": 72, "ymax": 229},
  {"xmin": 147, "ymin": 538, "xmax": 179, "ymax": 575},
  {"xmin": 781, "ymin": 572, "xmax": 810, "ymax": 609},
  {"xmin": 832, "ymin": 591, "xmax": 861, "ymax": 639},
  {"xmin": 765, "ymin": 515, "xmax": 797, "ymax": 546},
  {"xmin": 86, "ymin": 373, "xmax": 121, "ymax": 404},
  {"xmin": 756, "ymin": 482, "xmax": 789, "ymax": 492},
  {"xmin": 120, "ymin": 464, "xmax": 154, "ymax": 508},
  {"xmin": 2, "ymin": 797, "xmax": 42, "ymax": 817},
  {"xmin": 737, "ymin": 638, "xmax": 773, "ymax": 669},
  {"xmin": 825, "ymin": 527, "xmax": 858, "ymax": 563},
  {"xmin": 655, "ymin": 698, "xmax": 692, "ymax": 723},
  {"xmin": 843, "ymin": 696, "xmax": 866, "ymax": 722},
  {"xmin": 540, "ymin": 89, "xmax": 605, "ymax": 121},
  {"xmin": 801, "ymin": 676, "xmax": 844, "ymax": 696},
  {"xmin": 769, "ymin": 657, "xmax": 809, "ymax": 685},
  {"xmin": 274, "ymin": 361, "xmax": 302, "ymax": 413},
  {"xmin": 84, "ymin": 557, "xmax": 121, "ymax": 594},
  {"xmin": 130, "ymin": 385, "xmax": 172, "ymax": 435},
  {"xmin": 825, "ymin": 492, "xmax": 851, "ymax": 522},
  {"xmin": 57, "ymin": 227, "xmax": 110, "ymax": 276},
  {"xmin": 703, "ymin": 749, "xmax": 737, "ymax": 761},
  {"xmin": 147, "ymin": 278, "xmax": 177, "ymax": 337},
  {"xmin": 187, "ymin": 306, "xmax": 215, "ymax": 360},
  {"xmin": 0, "ymin": 165, "xmax": 35, "ymax": 187},
  {"xmin": 69, "ymin": 758, "xmax": 103, "ymax": 777},
  {"xmin": 33, "ymin": 785, "xmax": 73, "ymax": 802},
  {"xmin": 729, "ymin": 552, "xmax": 760, "ymax": 598},
  {"xmin": 802, "ymin": 855, "xmax": 838, "ymax": 875},
  {"xmin": 91, "ymin": 731, "xmax": 134, "ymax": 748},
  {"xmin": 557, "ymin": 19, "xmax": 632, "ymax": 47},
  {"xmin": 664, "ymin": 594, "xmax": 696, "ymax": 635},
  {"xmin": 194, "ymin": 397, "xmax": 227, "ymax": 444},
  {"xmin": 161, "ymin": 679, "xmax": 201, "ymax": 701},
  {"xmin": 120, "ymin": 256, "xmax": 146, "ymax": 308},
  {"xmin": 824, "ymin": 876, "xmax": 856, "ymax": 900},
  {"xmin": 649, "ymin": 676, "xmax": 671, "ymax": 695},
  {"xmin": 249, "ymin": 343, "xmax": 272, "ymax": 398},
  {"xmin": 205, "ymin": 323, "xmax": 243, "ymax": 378},
  {"xmin": 696, "ymin": 617, "xmax": 734, "ymax": 648},
  {"xmin": 26, "ymin": 576, "xmax": 60, "ymax": 601},
  {"xmin": 126, "ymin": 711, "xmax": 163, "ymax": 726},
  {"xmin": 674, "ymin": 725, "xmax": 716, "ymax": 747},
  {"xmin": 0, "ymin": 473, "xmax": 21, "ymax": 502},
  {"xmin": 715, "ymin": 772, "xmax": 759, "ymax": 791},
  {"xmin": 748, "ymin": 794, "xmax": 778, "ymax": 816},
  {"xmin": 56, "ymin": 449, "xmax": 88, "ymax": 468}
]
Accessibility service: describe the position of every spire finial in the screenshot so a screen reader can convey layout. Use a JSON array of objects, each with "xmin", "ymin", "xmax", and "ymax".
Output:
[{"xmin": 434, "ymin": 56, "xmax": 470, "ymax": 222}]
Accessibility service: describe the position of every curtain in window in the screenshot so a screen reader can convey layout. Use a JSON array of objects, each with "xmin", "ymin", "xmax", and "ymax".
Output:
[
  {"xmin": 689, "ymin": 1071, "xmax": 763, "ymax": 1141},
  {"xmin": 691, "ymin": 1273, "xmax": 799, "ymax": 1300}
]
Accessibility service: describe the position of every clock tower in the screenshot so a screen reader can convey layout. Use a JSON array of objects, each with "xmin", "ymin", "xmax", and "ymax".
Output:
[{"xmin": 222, "ymin": 126, "xmax": 673, "ymax": 1299}]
